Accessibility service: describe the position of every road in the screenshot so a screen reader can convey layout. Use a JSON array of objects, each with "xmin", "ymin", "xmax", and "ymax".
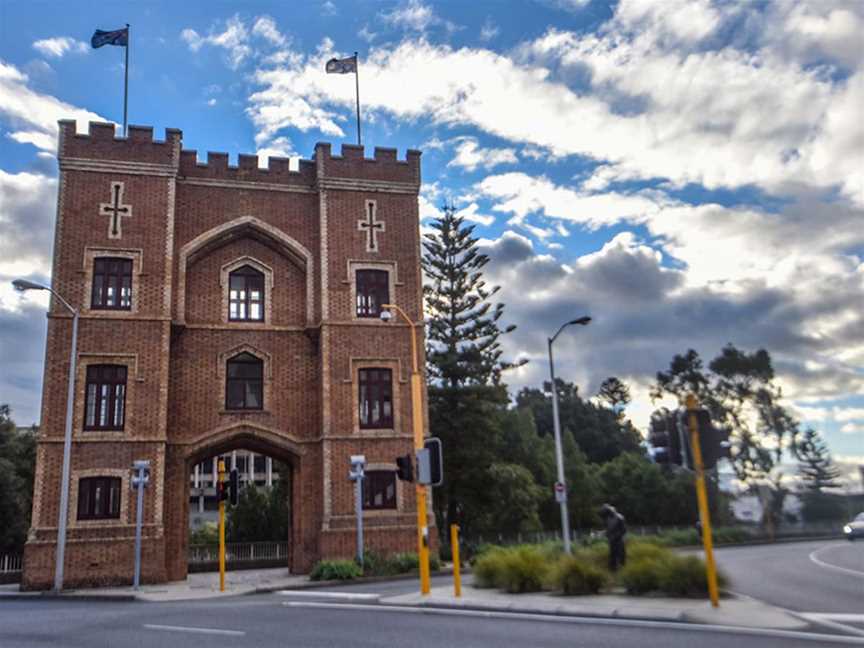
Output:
[
  {"xmin": 711, "ymin": 539, "xmax": 863, "ymax": 614},
  {"xmin": 0, "ymin": 595, "xmax": 854, "ymax": 648}
]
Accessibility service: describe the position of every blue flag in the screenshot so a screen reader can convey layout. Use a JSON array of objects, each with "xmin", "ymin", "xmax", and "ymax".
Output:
[{"xmin": 91, "ymin": 28, "xmax": 128, "ymax": 48}]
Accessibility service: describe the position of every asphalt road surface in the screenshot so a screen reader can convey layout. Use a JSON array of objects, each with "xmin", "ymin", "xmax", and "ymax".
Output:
[
  {"xmin": 0, "ymin": 595, "xmax": 856, "ymax": 648},
  {"xmin": 712, "ymin": 539, "xmax": 863, "ymax": 614}
]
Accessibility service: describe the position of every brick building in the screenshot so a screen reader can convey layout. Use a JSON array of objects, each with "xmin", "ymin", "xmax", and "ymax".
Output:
[{"xmin": 22, "ymin": 121, "xmax": 428, "ymax": 589}]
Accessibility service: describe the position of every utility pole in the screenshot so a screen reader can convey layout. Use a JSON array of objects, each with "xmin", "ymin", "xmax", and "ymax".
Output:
[{"xmin": 218, "ymin": 459, "xmax": 226, "ymax": 592}]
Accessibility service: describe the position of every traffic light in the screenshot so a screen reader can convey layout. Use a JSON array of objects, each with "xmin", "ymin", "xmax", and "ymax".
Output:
[
  {"xmin": 648, "ymin": 412, "xmax": 683, "ymax": 465},
  {"xmin": 229, "ymin": 468, "xmax": 240, "ymax": 506},
  {"xmin": 693, "ymin": 409, "xmax": 732, "ymax": 469},
  {"xmin": 417, "ymin": 438, "xmax": 443, "ymax": 487},
  {"xmin": 395, "ymin": 453, "xmax": 414, "ymax": 482},
  {"xmin": 217, "ymin": 479, "xmax": 228, "ymax": 502}
]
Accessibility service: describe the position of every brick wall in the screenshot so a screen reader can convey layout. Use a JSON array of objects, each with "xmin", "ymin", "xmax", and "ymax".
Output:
[{"xmin": 23, "ymin": 121, "xmax": 428, "ymax": 590}]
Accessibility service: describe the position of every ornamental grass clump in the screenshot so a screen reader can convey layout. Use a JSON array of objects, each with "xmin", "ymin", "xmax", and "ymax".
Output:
[
  {"xmin": 619, "ymin": 542, "xmax": 728, "ymax": 597},
  {"xmin": 309, "ymin": 559, "xmax": 363, "ymax": 581},
  {"xmin": 497, "ymin": 546, "xmax": 550, "ymax": 593},
  {"xmin": 546, "ymin": 554, "xmax": 607, "ymax": 595}
]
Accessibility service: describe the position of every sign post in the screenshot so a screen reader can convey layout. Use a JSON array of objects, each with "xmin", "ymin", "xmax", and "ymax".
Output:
[
  {"xmin": 554, "ymin": 481, "xmax": 566, "ymax": 504},
  {"xmin": 131, "ymin": 459, "xmax": 150, "ymax": 590},
  {"xmin": 349, "ymin": 455, "xmax": 366, "ymax": 567}
]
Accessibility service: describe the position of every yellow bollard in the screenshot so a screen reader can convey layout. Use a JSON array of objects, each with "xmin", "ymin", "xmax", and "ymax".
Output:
[
  {"xmin": 218, "ymin": 459, "xmax": 226, "ymax": 592},
  {"xmin": 450, "ymin": 524, "xmax": 461, "ymax": 597},
  {"xmin": 686, "ymin": 394, "xmax": 720, "ymax": 608}
]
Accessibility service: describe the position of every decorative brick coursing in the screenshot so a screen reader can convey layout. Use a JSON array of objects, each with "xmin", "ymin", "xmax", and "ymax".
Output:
[{"xmin": 23, "ymin": 123, "xmax": 427, "ymax": 590}]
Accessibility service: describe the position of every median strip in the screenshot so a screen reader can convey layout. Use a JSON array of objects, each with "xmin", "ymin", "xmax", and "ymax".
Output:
[{"xmin": 275, "ymin": 590, "xmax": 381, "ymax": 602}]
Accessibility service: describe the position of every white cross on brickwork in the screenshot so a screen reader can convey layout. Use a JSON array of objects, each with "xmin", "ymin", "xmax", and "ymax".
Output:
[
  {"xmin": 100, "ymin": 182, "xmax": 132, "ymax": 239},
  {"xmin": 357, "ymin": 201, "xmax": 385, "ymax": 253}
]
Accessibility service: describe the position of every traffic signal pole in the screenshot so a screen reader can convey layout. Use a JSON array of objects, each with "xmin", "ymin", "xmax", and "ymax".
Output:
[
  {"xmin": 686, "ymin": 394, "xmax": 720, "ymax": 607},
  {"xmin": 218, "ymin": 459, "xmax": 226, "ymax": 592},
  {"xmin": 383, "ymin": 303, "xmax": 431, "ymax": 595}
]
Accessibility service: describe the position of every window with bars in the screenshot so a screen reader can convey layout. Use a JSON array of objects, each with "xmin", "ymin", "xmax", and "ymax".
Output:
[
  {"xmin": 226, "ymin": 352, "xmax": 264, "ymax": 410},
  {"xmin": 91, "ymin": 257, "xmax": 132, "ymax": 310},
  {"xmin": 84, "ymin": 365, "xmax": 127, "ymax": 430},
  {"xmin": 363, "ymin": 471, "xmax": 397, "ymax": 510},
  {"xmin": 358, "ymin": 368, "xmax": 393, "ymax": 429},
  {"xmin": 77, "ymin": 476, "xmax": 121, "ymax": 520},
  {"xmin": 228, "ymin": 265, "xmax": 264, "ymax": 321},
  {"xmin": 356, "ymin": 269, "xmax": 389, "ymax": 318}
]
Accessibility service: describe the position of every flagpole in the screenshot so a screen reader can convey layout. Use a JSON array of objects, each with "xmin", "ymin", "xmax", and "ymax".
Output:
[
  {"xmin": 123, "ymin": 24, "xmax": 129, "ymax": 137},
  {"xmin": 354, "ymin": 51, "xmax": 361, "ymax": 147}
]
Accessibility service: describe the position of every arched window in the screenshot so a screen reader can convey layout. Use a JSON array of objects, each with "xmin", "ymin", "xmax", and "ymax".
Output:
[
  {"xmin": 228, "ymin": 265, "xmax": 264, "ymax": 321},
  {"xmin": 226, "ymin": 352, "xmax": 263, "ymax": 410}
]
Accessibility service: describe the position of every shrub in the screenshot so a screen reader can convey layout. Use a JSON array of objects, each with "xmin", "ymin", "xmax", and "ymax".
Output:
[
  {"xmin": 310, "ymin": 559, "xmax": 362, "ymax": 581},
  {"xmin": 575, "ymin": 543, "xmax": 609, "ymax": 570},
  {"xmin": 546, "ymin": 555, "xmax": 607, "ymax": 595},
  {"xmin": 619, "ymin": 558, "xmax": 664, "ymax": 594},
  {"xmin": 472, "ymin": 548, "xmax": 508, "ymax": 588},
  {"xmin": 496, "ymin": 546, "xmax": 549, "ymax": 593},
  {"xmin": 189, "ymin": 523, "xmax": 218, "ymax": 546},
  {"xmin": 658, "ymin": 555, "xmax": 728, "ymax": 597},
  {"xmin": 626, "ymin": 541, "xmax": 668, "ymax": 563}
]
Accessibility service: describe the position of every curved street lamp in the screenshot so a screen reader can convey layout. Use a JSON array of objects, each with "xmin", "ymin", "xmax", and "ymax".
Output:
[
  {"xmin": 548, "ymin": 315, "xmax": 591, "ymax": 554},
  {"xmin": 13, "ymin": 279, "xmax": 78, "ymax": 592}
]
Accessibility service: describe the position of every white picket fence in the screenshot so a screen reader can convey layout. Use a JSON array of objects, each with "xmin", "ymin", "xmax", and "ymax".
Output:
[
  {"xmin": 0, "ymin": 554, "xmax": 22, "ymax": 574},
  {"xmin": 188, "ymin": 541, "xmax": 289, "ymax": 565}
]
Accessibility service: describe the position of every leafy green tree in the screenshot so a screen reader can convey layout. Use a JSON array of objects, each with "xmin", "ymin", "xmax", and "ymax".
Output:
[
  {"xmin": 423, "ymin": 204, "xmax": 521, "ymax": 535},
  {"xmin": 0, "ymin": 405, "xmax": 37, "ymax": 554},
  {"xmin": 480, "ymin": 463, "xmax": 544, "ymax": 536},
  {"xmin": 598, "ymin": 376, "xmax": 631, "ymax": 414},
  {"xmin": 516, "ymin": 379, "xmax": 643, "ymax": 463},
  {"xmin": 226, "ymin": 461, "xmax": 291, "ymax": 542},
  {"xmin": 652, "ymin": 345, "xmax": 802, "ymax": 533}
]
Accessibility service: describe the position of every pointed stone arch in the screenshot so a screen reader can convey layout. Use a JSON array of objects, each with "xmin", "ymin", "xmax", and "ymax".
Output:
[{"xmin": 176, "ymin": 216, "xmax": 314, "ymax": 325}]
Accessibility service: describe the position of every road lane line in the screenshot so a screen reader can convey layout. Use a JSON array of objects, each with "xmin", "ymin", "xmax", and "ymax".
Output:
[
  {"xmin": 274, "ymin": 590, "xmax": 380, "ymax": 601},
  {"xmin": 143, "ymin": 624, "xmax": 245, "ymax": 636},
  {"xmin": 809, "ymin": 545, "xmax": 864, "ymax": 579},
  {"xmin": 281, "ymin": 601, "xmax": 864, "ymax": 644},
  {"xmin": 809, "ymin": 614, "xmax": 864, "ymax": 623},
  {"xmin": 797, "ymin": 614, "xmax": 864, "ymax": 638}
]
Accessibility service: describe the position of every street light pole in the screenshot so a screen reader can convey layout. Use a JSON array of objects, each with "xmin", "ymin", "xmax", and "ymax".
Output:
[
  {"xmin": 547, "ymin": 316, "xmax": 591, "ymax": 555},
  {"xmin": 13, "ymin": 279, "xmax": 79, "ymax": 592},
  {"xmin": 381, "ymin": 303, "xmax": 431, "ymax": 595}
]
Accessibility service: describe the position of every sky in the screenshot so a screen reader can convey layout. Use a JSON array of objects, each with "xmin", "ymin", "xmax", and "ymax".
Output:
[{"xmin": 0, "ymin": 1, "xmax": 862, "ymax": 486}]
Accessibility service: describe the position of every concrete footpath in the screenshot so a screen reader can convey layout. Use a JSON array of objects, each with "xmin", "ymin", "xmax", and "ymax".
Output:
[{"xmin": 380, "ymin": 584, "xmax": 810, "ymax": 631}]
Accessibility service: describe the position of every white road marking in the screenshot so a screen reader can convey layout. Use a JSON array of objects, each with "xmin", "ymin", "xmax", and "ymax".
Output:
[
  {"xmin": 281, "ymin": 601, "xmax": 864, "ymax": 645},
  {"xmin": 809, "ymin": 545, "xmax": 864, "ymax": 579},
  {"xmin": 275, "ymin": 590, "xmax": 380, "ymax": 601},
  {"xmin": 143, "ymin": 624, "xmax": 245, "ymax": 636},
  {"xmin": 807, "ymin": 614, "xmax": 864, "ymax": 623},
  {"xmin": 797, "ymin": 613, "xmax": 864, "ymax": 638}
]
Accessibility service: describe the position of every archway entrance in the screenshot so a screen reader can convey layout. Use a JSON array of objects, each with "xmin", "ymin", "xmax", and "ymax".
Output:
[
  {"xmin": 187, "ymin": 449, "xmax": 292, "ymax": 573},
  {"xmin": 163, "ymin": 426, "xmax": 309, "ymax": 582}
]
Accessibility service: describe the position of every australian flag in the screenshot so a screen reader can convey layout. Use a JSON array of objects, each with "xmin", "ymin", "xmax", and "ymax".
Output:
[
  {"xmin": 325, "ymin": 55, "xmax": 357, "ymax": 74},
  {"xmin": 91, "ymin": 27, "xmax": 128, "ymax": 48}
]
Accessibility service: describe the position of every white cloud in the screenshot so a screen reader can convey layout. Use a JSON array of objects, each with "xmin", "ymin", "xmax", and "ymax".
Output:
[
  {"xmin": 256, "ymin": 136, "xmax": 299, "ymax": 169},
  {"xmin": 32, "ymin": 37, "xmax": 88, "ymax": 58},
  {"xmin": 0, "ymin": 60, "xmax": 106, "ymax": 153},
  {"xmin": 455, "ymin": 202, "xmax": 494, "ymax": 226},
  {"xmin": 181, "ymin": 14, "xmax": 252, "ymax": 69},
  {"xmin": 382, "ymin": 1, "xmax": 444, "ymax": 32},
  {"xmin": 479, "ymin": 18, "xmax": 499, "ymax": 42},
  {"xmin": 447, "ymin": 137, "xmax": 517, "ymax": 172},
  {"xmin": 252, "ymin": 16, "xmax": 287, "ymax": 47},
  {"xmin": 841, "ymin": 423, "xmax": 864, "ymax": 435}
]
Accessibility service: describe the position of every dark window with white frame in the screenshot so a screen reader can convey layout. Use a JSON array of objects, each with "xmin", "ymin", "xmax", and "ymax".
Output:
[
  {"xmin": 91, "ymin": 257, "xmax": 132, "ymax": 310},
  {"xmin": 356, "ymin": 269, "xmax": 389, "ymax": 318},
  {"xmin": 77, "ymin": 476, "xmax": 121, "ymax": 520},
  {"xmin": 363, "ymin": 470, "xmax": 397, "ymax": 510},
  {"xmin": 358, "ymin": 368, "xmax": 393, "ymax": 429},
  {"xmin": 226, "ymin": 353, "xmax": 264, "ymax": 410},
  {"xmin": 229, "ymin": 265, "xmax": 265, "ymax": 321},
  {"xmin": 84, "ymin": 365, "xmax": 127, "ymax": 430}
]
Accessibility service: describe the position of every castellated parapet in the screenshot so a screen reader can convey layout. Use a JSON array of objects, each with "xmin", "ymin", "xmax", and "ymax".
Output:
[{"xmin": 58, "ymin": 121, "xmax": 421, "ymax": 187}]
